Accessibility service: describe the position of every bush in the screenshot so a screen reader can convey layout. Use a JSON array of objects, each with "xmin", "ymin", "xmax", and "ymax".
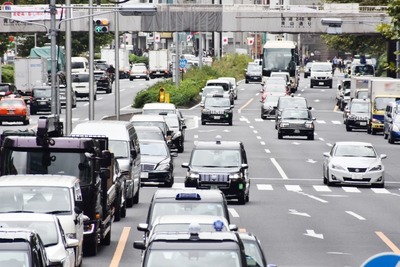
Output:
[
  {"xmin": 1, "ymin": 64, "xmax": 14, "ymax": 83},
  {"xmin": 132, "ymin": 53, "xmax": 252, "ymax": 108},
  {"xmin": 129, "ymin": 54, "xmax": 149, "ymax": 65}
]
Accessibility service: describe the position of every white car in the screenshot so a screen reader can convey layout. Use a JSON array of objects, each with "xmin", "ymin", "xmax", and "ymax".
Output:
[
  {"xmin": 0, "ymin": 213, "xmax": 78, "ymax": 267},
  {"xmin": 199, "ymin": 86, "xmax": 225, "ymax": 105},
  {"xmin": 71, "ymin": 72, "xmax": 97, "ymax": 100},
  {"xmin": 218, "ymin": 77, "xmax": 238, "ymax": 100},
  {"xmin": 323, "ymin": 142, "xmax": 387, "ymax": 187}
]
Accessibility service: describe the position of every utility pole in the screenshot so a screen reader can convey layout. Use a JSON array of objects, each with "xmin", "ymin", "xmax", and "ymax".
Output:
[{"xmin": 49, "ymin": 0, "xmax": 58, "ymax": 116}]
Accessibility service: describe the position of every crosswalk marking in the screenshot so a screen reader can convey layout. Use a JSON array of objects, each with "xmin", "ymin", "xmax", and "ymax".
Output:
[
  {"xmin": 316, "ymin": 120, "xmax": 326, "ymax": 124},
  {"xmin": 285, "ymin": 185, "xmax": 302, "ymax": 192},
  {"xmin": 331, "ymin": 120, "xmax": 342, "ymax": 124},
  {"xmin": 371, "ymin": 188, "xmax": 390, "ymax": 194},
  {"xmin": 257, "ymin": 184, "xmax": 273, "ymax": 190},
  {"xmin": 313, "ymin": 185, "xmax": 331, "ymax": 192},
  {"xmin": 342, "ymin": 187, "xmax": 361, "ymax": 193}
]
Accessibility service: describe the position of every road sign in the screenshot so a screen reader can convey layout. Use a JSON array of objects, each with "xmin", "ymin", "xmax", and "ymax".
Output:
[
  {"xmin": 361, "ymin": 252, "xmax": 400, "ymax": 267},
  {"xmin": 179, "ymin": 59, "xmax": 188, "ymax": 69},
  {"xmin": 1, "ymin": 2, "xmax": 13, "ymax": 10}
]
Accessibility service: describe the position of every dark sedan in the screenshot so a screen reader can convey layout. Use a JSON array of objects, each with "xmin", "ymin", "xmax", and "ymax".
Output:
[{"xmin": 277, "ymin": 108, "xmax": 315, "ymax": 140}]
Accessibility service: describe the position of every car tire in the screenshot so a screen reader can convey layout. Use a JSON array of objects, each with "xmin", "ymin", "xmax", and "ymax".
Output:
[
  {"xmin": 245, "ymin": 79, "xmax": 249, "ymax": 84},
  {"xmin": 307, "ymin": 133, "xmax": 314, "ymax": 140},
  {"xmin": 367, "ymin": 125, "xmax": 372, "ymax": 134},
  {"xmin": 133, "ymin": 188, "xmax": 140, "ymax": 205},
  {"xmin": 278, "ymin": 132, "xmax": 283, "ymax": 139},
  {"xmin": 201, "ymin": 120, "xmax": 205, "ymax": 125},
  {"xmin": 373, "ymin": 182, "xmax": 385, "ymax": 188},
  {"xmin": 310, "ymin": 83, "xmax": 313, "ymax": 88},
  {"xmin": 238, "ymin": 193, "xmax": 246, "ymax": 205},
  {"xmin": 101, "ymin": 227, "xmax": 111, "ymax": 246},
  {"xmin": 177, "ymin": 140, "xmax": 184, "ymax": 153},
  {"xmin": 31, "ymin": 110, "xmax": 36, "ymax": 115},
  {"xmin": 146, "ymin": 77, "xmax": 149, "ymax": 81},
  {"xmin": 114, "ymin": 198, "xmax": 121, "ymax": 222},
  {"xmin": 126, "ymin": 195, "xmax": 134, "ymax": 208},
  {"xmin": 165, "ymin": 176, "xmax": 174, "ymax": 188},
  {"xmin": 121, "ymin": 201, "xmax": 127, "ymax": 218},
  {"xmin": 388, "ymin": 133, "xmax": 394, "ymax": 144},
  {"xmin": 229, "ymin": 120, "xmax": 233, "ymax": 126},
  {"xmin": 326, "ymin": 170, "xmax": 334, "ymax": 186},
  {"xmin": 106, "ymin": 87, "xmax": 112, "ymax": 94},
  {"xmin": 371, "ymin": 128, "xmax": 377, "ymax": 135},
  {"xmin": 346, "ymin": 124, "xmax": 352, "ymax": 132},
  {"xmin": 83, "ymin": 233, "xmax": 98, "ymax": 257},
  {"xmin": 23, "ymin": 118, "xmax": 29, "ymax": 125},
  {"xmin": 129, "ymin": 77, "xmax": 133, "ymax": 81}
]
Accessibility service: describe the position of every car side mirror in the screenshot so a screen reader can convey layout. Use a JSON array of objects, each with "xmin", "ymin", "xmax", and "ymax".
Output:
[
  {"xmin": 182, "ymin": 125, "xmax": 187, "ymax": 129},
  {"xmin": 133, "ymin": 241, "xmax": 146, "ymax": 250},
  {"xmin": 137, "ymin": 223, "xmax": 149, "ymax": 232},
  {"xmin": 171, "ymin": 152, "xmax": 178, "ymax": 157},
  {"xmin": 241, "ymin": 163, "xmax": 248, "ymax": 169},
  {"xmin": 308, "ymin": 107, "xmax": 312, "ymax": 110},
  {"xmin": 323, "ymin": 152, "xmax": 330, "ymax": 158},
  {"xmin": 338, "ymin": 85, "xmax": 342, "ymax": 90},
  {"xmin": 200, "ymin": 104, "xmax": 204, "ymax": 108},
  {"xmin": 380, "ymin": 154, "xmax": 387, "ymax": 159},
  {"xmin": 181, "ymin": 162, "xmax": 189, "ymax": 168}
]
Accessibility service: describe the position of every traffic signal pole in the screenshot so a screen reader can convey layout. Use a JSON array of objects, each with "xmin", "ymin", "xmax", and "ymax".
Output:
[{"xmin": 89, "ymin": 0, "xmax": 95, "ymax": 120}]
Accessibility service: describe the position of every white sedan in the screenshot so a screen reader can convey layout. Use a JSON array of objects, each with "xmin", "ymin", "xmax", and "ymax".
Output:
[{"xmin": 323, "ymin": 141, "xmax": 387, "ymax": 187}]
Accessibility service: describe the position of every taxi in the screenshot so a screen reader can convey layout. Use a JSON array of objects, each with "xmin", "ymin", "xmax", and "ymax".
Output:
[{"xmin": 0, "ymin": 95, "xmax": 30, "ymax": 125}]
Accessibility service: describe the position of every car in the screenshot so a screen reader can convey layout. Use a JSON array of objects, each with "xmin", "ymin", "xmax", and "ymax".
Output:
[
  {"xmin": 139, "ymin": 139, "xmax": 176, "ymax": 187},
  {"xmin": 270, "ymin": 71, "xmax": 291, "ymax": 90},
  {"xmin": 336, "ymin": 78, "xmax": 351, "ymax": 107},
  {"xmin": 245, "ymin": 63, "xmax": 262, "ymax": 83},
  {"xmin": 143, "ymin": 189, "xmax": 231, "ymax": 228},
  {"xmin": 0, "ymin": 228, "xmax": 49, "ymax": 267},
  {"xmin": 274, "ymin": 95, "xmax": 311, "ymax": 129},
  {"xmin": 0, "ymin": 83, "xmax": 17, "ymax": 99},
  {"xmin": 344, "ymin": 98, "xmax": 370, "ymax": 131},
  {"xmin": 0, "ymin": 175, "xmax": 88, "ymax": 267},
  {"xmin": 387, "ymin": 113, "xmax": 400, "ymax": 144},
  {"xmin": 142, "ymin": 102, "xmax": 185, "ymax": 124},
  {"xmin": 59, "ymin": 85, "xmax": 77, "ymax": 108},
  {"xmin": 323, "ymin": 141, "xmax": 387, "ymax": 187},
  {"xmin": 260, "ymin": 83, "xmax": 288, "ymax": 102},
  {"xmin": 199, "ymin": 86, "xmax": 225, "ymax": 105},
  {"xmin": 238, "ymin": 232, "xmax": 274, "ymax": 267},
  {"xmin": 94, "ymin": 70, "xmax": 112, "ymax": 94},
  {"xmin": 130, "ymin": 64, "xmax": 150, "ymax": 81},
  {"xmin": 94, "ymin": 61, "xmax": 108, "ymax": 71},
  {"xmin": 0, "ymin": 96, "xmax": 30, "ymax": 125},
  {"xmin": 134, "ymin": 230, "xmax": 248, "ymax": 267},
  {"xmin": 163, "ymin": 113, "xmax": 186, "ymax": 153},
  {"xmin": 182, "ymin": 136, "xmax": 250, "ymax": 204},
  {"xmin": 0, "ymin": 213, "xmax": 79, "ymax": 267},
  {"xmin": 71, "ymin": 72, "xmax": 97, "ymax": 100},
  {"xmin": 383, "ymin": 101, "xmax": 399, "ymax": 139},
  {"xmin": 29, "ymin": 85, "xmax": 53, "ymax": 115},
  {"xmin": 206, "ymin": 79, "xmax": 234, "ymax": 104},
  {"xmin": 277, "ymin": 108, "xmax": 315, "ymax": 140},
  {"xmin": 310, "ymin": 62, "xmax": 333, "ymax": 88},
  {"xmin": 261, "ymin": 94, "xmax": 280, "ymax": 120},
  {"xmin": 135, "ymin": 125, "xmax": 167, "ymax": 143},
  {"xmin": 201, "ymin": 95, "xmax": 234, "ymax": 126},
  {"xmin": 130, "ymin": 114, "xmax": 172, "ymax": 142},
  {"xmin": 137, "ymin": 214, "xmax": 237, "ymax": 246},
  {"xmin": 218, "ymin": 77, "xmax": 238, "ymax": 100},
  {"xmin": 303, "ymin": 62, "xmax": 313, "ymax": 78}
]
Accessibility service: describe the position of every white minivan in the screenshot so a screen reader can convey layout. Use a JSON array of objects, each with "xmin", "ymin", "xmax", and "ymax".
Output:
[
  {"xmin": 71, "ymin": 57, "xmax": 89, "ymax": 73},
  {"xmin": 310, "ymin": 62, "xmax": 333, "ymax": 88},
  {"xmin": 71, "ymin": 72, "xmax": 97, "ymax": 100}
]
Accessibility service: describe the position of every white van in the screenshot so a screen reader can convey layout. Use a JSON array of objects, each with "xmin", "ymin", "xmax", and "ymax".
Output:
[
  {"xmin": 310, "ymin": 62, "xmax": 333, "ymax": 88},
  {"xmin": 383, "ymin": 101, "xmax": 399, "ymax": 139},
  {"xmin": 71, "ymin": 120, "xmax": 141, "ymax": 207},
  {"xmin": 71, "ymin": 72, "xmax": 97, "ymax": 100},
  {"xmin": 71, "ymin": 57, "xmax": 89, "ymax": 73}
]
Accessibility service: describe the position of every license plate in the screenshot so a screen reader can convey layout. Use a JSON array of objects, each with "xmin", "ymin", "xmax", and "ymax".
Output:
[
  {"xmin": 39, "ymin": 101, "xmax": 46, "ymax": 105},
  {"xmin": 352, "ymin": 173, "xmax": 363, "ymax": 180},
  {"xmin": 135, "ymin": 76, "xmax": 141, "ymax": 78},
  {"xmin": 359, "ymin": 122, "xmax": 366, "ymax": 126},
  {"xmin": 141, "ymin": 172, "xmax": 148, "ymax": 179},
  {"xmin": 319, "ymin": 82, "xmax": 324, "ymax": 85},
  {"xmin": 156, "ymin": 71, "xmax": 160, "ymax": 74},
  {"xmin": 214, "ymin": 116, "xmax": 220, "ymax": 120},
  {"xmin": 294, "ymin": 130, "xmax": 300, "ymax": 133},
  {"xmin": 7, "ymin": 110, "xmax": 14, "ymax": 114}
]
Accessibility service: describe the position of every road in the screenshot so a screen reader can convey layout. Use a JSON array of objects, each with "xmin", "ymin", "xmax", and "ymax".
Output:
[{"xmin": 3, "ymin": 74, "xmax": 400, "ymax": 267}]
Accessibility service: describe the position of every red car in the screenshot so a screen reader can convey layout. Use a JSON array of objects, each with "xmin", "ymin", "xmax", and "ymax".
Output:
[{"xmin": 0, "ymin": 96, "xmax": 30, "ymax": 125}]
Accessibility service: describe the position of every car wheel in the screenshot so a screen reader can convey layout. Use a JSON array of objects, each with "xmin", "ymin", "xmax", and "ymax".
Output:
[
  {"xmin": 100, "ymin": 226, "xmax": 111, "ymax": 246},
  {"xmin": 23, "ymin": 118, "xmax": 29, "ymax": 125},
  {"xmin": 238, "ymin": 193, "xmax": 246, "ymax": 205},
  {"xmin": 201, "ymin": 120, "xmax": 205, "ymax": 125},
  {"xmin": 388, "ymin": 133, "xmax": 394, "ymax": 144},
  {"xmin": 165, "ymin": 176, "xmax": 174, "ymax": 188},
  {"xmin": 129, "ymin": 77, "xmax": 133, "ymax": 81},
  {"xmin": 371, "ymin": 128, "xmax": 377, "ymax": 135},
  {"xmin": 114, "ymin": 197, "xmax": 121, "ymax": 222},
  {"xmin": 278, "ymin": 132, "xmax": 283, "ymax": 139},
  {"xmin": 326, "ymin": 170, "xmax": 334, "ymax": 186},
  {"xmin": 121, "ymin": 200, "xmax": 126, "ymax": 218},
  {"xmin": 133, "ymin": 188, "xmax": 140, "ymax": 205},
  {"xmin": 146, "ymin": 77, "xmax": 149, "ymax": 81},
  {"xmin": 346, "ymin": 124, "xmax": 352, "ymax": 132},
  {"xmin": 94, "ymin": 94, "xmax": 97, "ymax": 100},
  {"xmin": 31, "ymin": 110, "xmax": 36, "ymax": 115},
  {"xmin": 106, "ymin": 87, "xmax": 112, "ymax": 94},
  {"xmin": 307, "ymin": 133, "xmax": 314, "ymax": 140},
  {"xmin": 367, "ymin": 125, "xmax": 372, "ymax": 134},
  {"xmin": 177, "ymin": 140, "xmax": 184, "ymax": 153},
  {"xmin": 310, "ymin": 83, "xmax": 313, "ymax": 88},
  {"xmin": 373, "ymin": 182, "xmax": 385, "ymax": 188},
  {"xmin": 229, "ymin": 119, "xmax": 233, "ymax": 126},
  {"xmin": 126, "ymin": 194, "xmax": 134, "ymax": 208},
  {"xmin": 83, "ymin": 233, "xmax": 98, "ymax": 256},
  {"xmin": 323, "ymin": 167, "xmax": 328, "ymax": 185}
]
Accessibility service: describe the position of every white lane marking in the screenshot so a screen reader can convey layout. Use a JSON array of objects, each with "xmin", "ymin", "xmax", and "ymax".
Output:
[
  {"xmin": 314, "ymin": 99, "xmax": 320, "ymax": 103},
  {"xmin": 72, "ymin": 118, "xmax": 80, "ymax": 122},
  {"xmin": 371, "ymin": 188, "xmax": 390, "ymax": 194},
  {"xmin": 260, "ymin": 141, "xmax": 266, "ymax": 145},
  {"xmin": 303, "ymin": 193, "xmax": 329, "ymax": 203},
  {"xmin": 264, "ymin": 149, "xmax": 271, "ymax": 154},
  {"xmin": 327, "ymin": 143, "xmax": 333, "ymax": 147},
  {"xmin": 194, "ymin": 135, "xmax": 198, "ymax": 139},
  {"xmin": 253, "ymin": 130, "xmax": 258, "ymax": 134},
  {"xmin": 249, "ymin": 125, "xmax": 254, "ymax": 129},
  {"xmin": 228, "ymin": 208, "xmax": 240, "ymax": 218},
  {"xmin": 313, "ymin": 185, "xmax": 331, "ymax": 192},
  {"xmin": 257, "ymin": 184, "xmax": 273, "ymax": 190},
  {"xmin": 285, "ymin": 185, "xmax": 302, "ymax": 192},
  {"xmin": 306, "ymin": 159, "xmax": 317, "ymax": 164},
  {"xmin": 270, "ymin": 158, "xmax": 288, "ymax": 179},
  {"xmin": 172, "ymin": 183, "xmax": 185, "ymax": 189},
  {"xmin": 319, "ymin": 138, "xmax": 325, "ymax": 141},
  {"xmin": 292, "ymin": 142, "xmax": 301, "ymax": 145},
  {"xmin": 316, "ymin": 120, "xmax": 326, "ymax": 124},
  {"xmin": 288, "ymin": 209, "xmax": 310, "ymax": 217},
  {"xmin": 254, "ymin": 118, "xmax": 263, "ymax": 122},
  {"xmin": 346, "ymin": 211, "xmax": 366, "ymax": 220},
  {"xmin": 193, "ymin": 115, "xmax": 199, "ymax": 129},
  {"xmin": 332, "ymin": 120, "xmax": 342, "ymax": 124},
  {"xmin": 189, "ymin": 103, "xmax": 200, "ymax": 110},
  {"xmin": 342, "ymin": 187, "xmax": 360, "ymax": 193},
  {"xmin": 304, "ymin": 229, "xmax": 324, "ymax": 239},
  {"xmin": 238, "ymin": 98, "xmax": 254, "ymax": 114},
  {"xmin": 256, "ymin": 136, "xmax": 261, "ymax": 140}
]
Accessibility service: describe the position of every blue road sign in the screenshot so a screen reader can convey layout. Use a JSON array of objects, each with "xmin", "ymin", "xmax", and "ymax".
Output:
[
  {"xmin": 179, "ymin": 59, "xmax": 188, "ymax": 69},
  {"xmin": 362, "ymin": 252, "xmax": 400, "ymax": 267}
]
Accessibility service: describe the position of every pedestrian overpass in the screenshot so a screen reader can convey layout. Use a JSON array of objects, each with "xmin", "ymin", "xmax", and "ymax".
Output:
[{"xmin": 0, "ymin": 3, "xmax": 390, "ymax": 34}]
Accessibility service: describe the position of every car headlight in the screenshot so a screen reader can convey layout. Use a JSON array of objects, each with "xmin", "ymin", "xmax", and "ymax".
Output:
[
  {"xmin": 369, "ymin": 165, "xmax": 382, "ymax": 171},
  {"xmin": 156, "ymin": 161, "xmax": 170, "ymax": 171},
  {"xmin": 230, "ymin": 172, "xmax": 243, "ymax": 179},
  {"xmin": 65, "ymin": 233, "xmax": 77, "ymax": 239},
  {"xmin": 347, "ymin": 115, "xmax": 356, "ymax": 120},
  {"xmin": 187, "ymin": 171, "xmax": 199, "ymax": 179},
  {"xmin": 202, "ymin": 109, "xmax": 211, "ymax": 115},
  {"xmin": 371, "ymin": 118, "xmax": 382, "ymax": 124},
  {"xmin": 304, "ymin": 122, "xmax": 314, "ymax": 129},
  {"xmin": 225, "ymin": 109, "xmax": 232, "ymax": 115},
  {"xmin": 280, "ymin": 122, "xmax": 289, "ymax": 127},
  {"xmin": 331, "ymin": 164, "xmax": 346, "ymax": 171},
  {"xmin": 392, "ymin": 124, "xmax": 400, "ymax": 132}
]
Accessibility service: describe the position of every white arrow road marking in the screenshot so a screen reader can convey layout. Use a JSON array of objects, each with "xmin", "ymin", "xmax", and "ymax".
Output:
[
  {"xmin": 304, "ymin": 230, "xmax": 324, "ymax": 239},
  {"xmin": 319, "ymin": 137, "xmax": 325, "ymax": 141},
  {"xmin": 223, "ymin": 129, "xmax": 231, "ymax": 132},
  {"xmin": 346, "ymin": 211, "xmax": 366, "ymax": 220},
  {"xmin": 254, "ymin": 118, "xmax": 263, "ymax": 122},
  {"xmin": 228, "ymin": 208, "xmax": 240, "ymax": 218},
  {"xmin": 307, "ymin": 159, "xmax": 317, "ymax": 163},
  {"xmin": 270, "ymin": 158, "xmax": 288, "ymax": 179},
  {"xmin": 288, "ymin": 209, "xmax": 311, "ymax": 217},
  {"xmin": 298, "ymin": 192, "xmax": 329, "ymax": 203},
  {"xmin": 326, "ymin": 143, "xmax": 333, "ymax": 147},
  {"xmin": 260, "ymin": 141, "xmax": 266, "ymax": 145}
]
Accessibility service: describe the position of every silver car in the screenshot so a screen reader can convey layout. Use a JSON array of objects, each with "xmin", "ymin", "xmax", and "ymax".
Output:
[{"xmin": 323, "ymin": 141, "xmax": 387, "ymax": 187}]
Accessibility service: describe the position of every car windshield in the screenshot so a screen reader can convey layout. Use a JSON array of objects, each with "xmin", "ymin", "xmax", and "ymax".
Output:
[
  {"xmin": 266, "ymin": 85, "xmax": 286, "ymax": 93},
  {"xmin": 143, "ymin": 109, "xmax": 175, "ymax": 115},
  {"xmin": 33, "ymin": 89, "xmax": 51, "ymax": 98},
  {"xmin": 334, "ymin": 145, "xmax": 377, "ymax": 157},
  {"xmin": 264, "ymin": 96, "xmax": 279, "ymax": 106},
  {"xmin": 150, "ymin": 203, "xmax": 225, "ymax": 224},
  {"xmin": 145, "ymin": 250, "xmax": 241, "ymax": 267},
  {"xmin": 72, "ymin": 74, "xmax": 90, "ymax": 83},
  {"xmin": 131, "ymin": 121, "xmax": 167, "ymax": 134},
  {"xmin": 207, "ymin": 82, "xmax": 230, "ymax": 92},
  {"xmin": 139, "ymin": 142, "xmax": 168, "ymax": 156},
  {"xmin": 312, "ymin": 64, "xmax": 332, "ymax": 72},
  {"xmin": 191, "ymin": 149, "xmax": 241, "ymax": 167},
  {"xmin": 132, "ymin": 66, "xmax": 147, "ymax": 71},
  {"xmin": 247, "ymin": 64, "xmax": 262, "ymax": 72},
  {"xmin": 242, "ymin": 239, "xmax": 264, "ymax": 267},
  {"xmin": 109, "ymin": 140, "xmax": 129, "ymax": 158},
  {"xmin": 0, "ymin": 251, "xmax": 29, "ymax": 267},
  {"xmin": 204, "ymin": 98, "xmax": 231, "ymax": 108},
  {"xmin": 152, "ymin": 223, "xmax": 227, "ymax": 234},
  {"xmin": 281, "ymin": 110, "xmax": 310, "ymax": 120},
  {"xmin": 280, "ymin": 98, "xmax": 307, "ymax": 109},
  {"xmin": 356, "ymin": 91, "xmax": 369, "ymax": 99},
  {"xmin": 0, "ymin": 100, "xmax": 24, "ymax": 107},
  {"xmin": 203, "ymin": 87, "xmax": 224, "ymax": 96},
  {"xmin": 0, "ymin": 186, "xmax": 72, "ymax": 213},
  {"xmin": 354, "ymin": 65, "xmax": 374, "ymax": 75},
  {"xmin": 0, "ymin": 85, "xmax": 11, "ymax": 93},
  {"xmin": 350, "ymin": 103, "xmax": 369, "ymax": 113},
  {"xmin": 137, "ymin": 131, "xmax": 164, "ymax": 141},
  {"xmin": 375, "ymin": 97, "xmax": 400, "ymax": 111}
]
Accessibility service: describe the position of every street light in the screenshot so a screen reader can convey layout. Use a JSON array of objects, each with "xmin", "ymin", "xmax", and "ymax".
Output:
[{"xmin": 118, "ymin": 3, "xmax": 157, "ymax": 16}]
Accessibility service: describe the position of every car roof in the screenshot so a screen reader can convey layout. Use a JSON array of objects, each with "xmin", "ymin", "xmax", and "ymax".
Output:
[
  {"xmin": 334, "ymin": 141, "xmax": 373, "ymax": 146},
  {"xmin": 207, "ymin": 79, "xmax": 230, "ymax": 84},
  {"xmin": 134, "ymin": 125, "xmax": 163, "ymax": 132},
  {"xmin": 152, "ymin": 189, "xmax": 225, "ymax": 202},
  {"xmin": 0, "ymin": 175, "xmax": 79, "ymax": 187},
  {"xmin": 130, "ymin": 114, "xmax": 166, "ymax": 122},
  {"xmin": 143, "ymin": 103, "xmax": 177, "ymax": 110},
  {"xmin": 0, "ymin": 228, "xmax": 40, "ymax": 241},
  {"xmin": 218, "ymin": 77, "xmax": 236, "ymax": 81},
  {"xmin": 149, "ymin": 231, "xmax": 241, "ymax": 244},
  {"xmin": 193, "ymin": 140, "xmax": 242, "ymax": 150},
  {"xmin": 351, "ymin": 98, "xmax": 370, "ymax": 103},
  {"xmin": 0, "ymin": 213, "xmax": 58, "ymax": 223},
  {"xmin": 152, "ymin": 214, "xmax": 229, "ymax": 225}
]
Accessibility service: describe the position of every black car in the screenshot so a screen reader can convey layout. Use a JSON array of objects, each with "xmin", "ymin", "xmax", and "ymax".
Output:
[
  {"xmin": 0, "ymin": 83, "xmax": 17, "ymax": 99},
  {"xmin": 277, "ymin": 108, "xmax": 315, "ymax": 140},
  {"xmin": 274, "ymin": 95, "xmax": 311, "ymax": 129},
  {"xmin": 94, "ymin": 70, "xmax": 112, "ymax": 94},
  {"xmin": 344, "ymin": 98, "xmax": 371, "ymax": 132},
  {"xmin": 245, "ymin": 63, "xmax": 262, "ymax": 83},
  {"xmin": 182, "ymin": 136, "xmax": 250, "ymax": 204},
  {"xmin": 139, "ymin": 139, "xmax": 177, "ymax": 187},
  {"xmin": 30, "ymin": 85, "xmax": 52, "ymax": 115},
  {"xmin": 201, "ymin": 95, "xmax": 233, "ymax": 125},
  {"xmin": 163, "ymin": 113, "xmax": 186, "ymax": 153}
]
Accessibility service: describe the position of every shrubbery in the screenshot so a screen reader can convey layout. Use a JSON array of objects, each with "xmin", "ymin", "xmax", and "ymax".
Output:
[
  {"xmin": 132, "ymin": 53, "xmax": 252, "ymax": 108},
  {"xmin": 1, "ymin": 64, "xmax": 14, "ymax": 83}
]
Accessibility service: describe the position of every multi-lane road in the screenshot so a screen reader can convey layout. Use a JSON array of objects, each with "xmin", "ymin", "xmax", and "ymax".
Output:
[{"xmin": 2, "ymin": 74, "xmax": 400, "ymax": 267}]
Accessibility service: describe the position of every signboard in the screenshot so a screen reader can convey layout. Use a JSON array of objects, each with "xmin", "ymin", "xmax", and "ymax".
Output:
[
  {"xmin": 179, "ymin": 59, "xmax": 187, "ymax": 69},
  {"xmin": 7, "ymin": 5, "xmax": 67, "ymax": 21},
  {"xmin": 1, "ymin": 2, "xmax": 12, "ymax": 10},
  {"xmin": 222, "ymin": 36, "xmax": 228, "ymax": 45},
  {"xmin": 361, "ymin": 252, "xmax": 400, "ymax": 267}
]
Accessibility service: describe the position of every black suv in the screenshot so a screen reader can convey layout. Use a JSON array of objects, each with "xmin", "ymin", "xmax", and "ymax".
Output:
[
  {"xmin": 182, "ymin": 136, "xmax": 250, "ymax": 204},
  {"xmin": 0, "ymin": 228, "xmax": 49, "ymax": 267},
  {"xmin": 201, "ymin": 95, "xmax": 233, "ymax": 126},
  {"xmin": 94, "ymin": 70, "xmax": 112, "ymax": 94},
  {"xmin": 30, "ymin": 86, "xmax": 53, "ymax": 115},
  {"xmin": 344, "ymin": 98, "xmax": 371, "ymax": 132},
  {"xmin": 245, "ymin": 63, "xmax": 262, "ymax": 83},
  {"xmin": 277, "ymin": 108, "xmax": 315, "ymax": 140},
  {"xmin": 274, "ymin": 94, "xmax": 311, "ymax": 129}
]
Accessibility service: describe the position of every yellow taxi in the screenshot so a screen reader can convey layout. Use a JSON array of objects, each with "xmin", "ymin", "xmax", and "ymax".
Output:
[{"xmin": 0, "ymin": 95, "xmax": 30, "ymax": 125}]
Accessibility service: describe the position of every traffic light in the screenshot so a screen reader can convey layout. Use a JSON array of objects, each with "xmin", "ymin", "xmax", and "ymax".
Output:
[
  {"xmin": 159, "ymin": 88, "xmax": 165, "ymax": 103},
  {"xmin": 94, "ymin": 19, "xmax": 109, "ymax": 33}
]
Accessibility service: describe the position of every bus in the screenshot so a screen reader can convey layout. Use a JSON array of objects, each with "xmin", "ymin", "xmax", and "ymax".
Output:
[{"xmin": 261, "ymin": 40, "xmax": 299, "ymax": 93}]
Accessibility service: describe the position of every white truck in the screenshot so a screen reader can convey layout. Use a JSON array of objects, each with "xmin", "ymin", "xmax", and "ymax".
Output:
[
  {"xmin": 14, "ymin": 57, "xmax": 48, "ymax": 102},
  {"xmin": 350, "ymin": 76, "xmax": 372, "ymax": 100},
  {"xmin": 368, "ymin": 78, "xmax": 400, "ymax": 135},
  {"xmin": 148, "ymin": 49, "xmax": 170, "ymax": 79},
  {"xmin": 100, "ymin": 48, "xmax": 130, "ymax": 73}
]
